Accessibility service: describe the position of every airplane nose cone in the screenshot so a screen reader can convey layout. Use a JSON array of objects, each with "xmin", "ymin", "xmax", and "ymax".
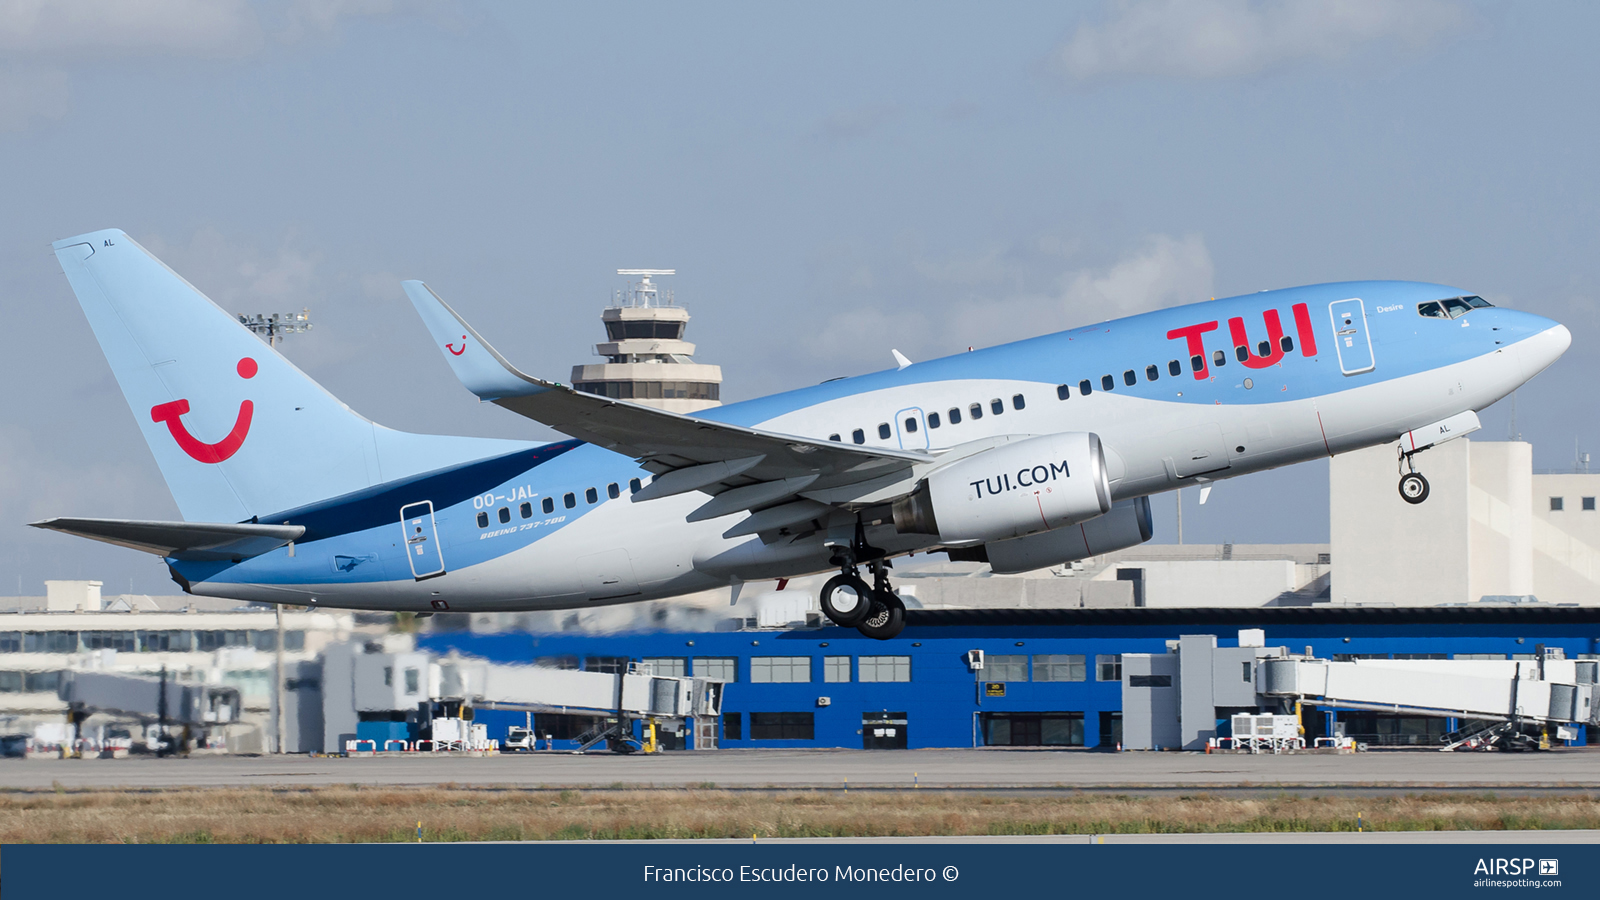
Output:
[{"xmin": 1517, "ymin": 318, "xmax": 1570, "ymax": 378}]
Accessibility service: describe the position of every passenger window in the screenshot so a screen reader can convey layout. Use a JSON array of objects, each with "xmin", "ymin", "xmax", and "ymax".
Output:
[
  {"xmin": 904, "ymin": 417, "xmax": 918, "ymax": 433},
  {"xmin": 1079, "ymin": 379, "xmax": 1093, "ymax": 396},
  {"xmin": 1280, "ymin": 335, "xmax": 1294, "ymax": 353},
  {"xmin": 476, "ymin": 511, "xmax": 489, "ymax": 528},
  {"xmin": 1235, "ymin": 345, "xmax": 1248, "ymax": 362},
  {"xmin": 1190, "ymin": 354, "xmax": 1204, "ymax": 373},
  {"xmin": 1168, "ymin": 359, "xmax": 1181, "ymax": 376},
  {"xmin": 877, "ymin": 422, "xmax": 891, "ymax": 439},
  {"xmin": 969, "ymin": 403, "xmax": 983, "ymax": 420},
  {"xmin": 1100, "ymin": 374, "xmax": 1114, "ymax": 391},
  {"xmin": 1123, "ymin": 369, "xmax": 1136, "ymax": 386},
  {"xmin": 1146, "ymin": 365, "xmax": 1159, "ymax": 381},
  {"xmin": 1012, "ymin": 393, "xmax": 1025, "ymax": 410},
  {"xmin": 563, "ymin": 492, "xmax": 576, "ymax": 509},
  {"xmin": 1056, "ymin": 384, "xmax": 1071, "ymax": 400},
  {"xmin": 1417, "ymin": 301, "xmax": 1447, "ymax": 319},
  {"xmin": 498, "ymin": 507, "xmax": 510, "ymax": 524},
  {"xmin": 948, "ymin": 408, "xmax": 962, "ymax": 424},
  {"xmin": 928, "ymin": 412, "xmax": 941, "ymax": 428},
  {"xmin": 586, "ymin": 487, "xmax": 598, "ymax": 504},
  {"xmin": 519, "ymin": 502, "xmax": 532, "ymax": 518},
  {"xmin": 1256, "ymin": 340, "xmax": 1269, "ymax": 357},
  {"xmin": 990, "ymin": 398, "xmax": 1003, "ymax": 415},
  {"xmin": 628, "ymin": 477, "xmax": 642, "ymax": 494},
  {"xmin": 828, "ymin": 433, "xmax": 841, "ymax": 441},
  {"xmin": 542, "ymin": 497, "xmax": 555, "ymax": 514},
  {"xmin": 607, "ymin": 483, "xmax": 620, "ymax": 499},
  {"xmin": 852, "ymin": 428, "xmax": 865, "ymax": 444},
  {"xmin": 1212, "ymin": 350, "xmax": 1226, "ymax": 367}
]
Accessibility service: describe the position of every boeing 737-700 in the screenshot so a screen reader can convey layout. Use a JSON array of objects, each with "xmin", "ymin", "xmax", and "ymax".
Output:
[{"xmin": 33, "ymin": 229, "xmax": 1570, "ymax": 639}]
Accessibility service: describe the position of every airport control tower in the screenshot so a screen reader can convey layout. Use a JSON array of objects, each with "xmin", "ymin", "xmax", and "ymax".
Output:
[{"xmin": 571, "ymin": 269, "xmax": 723, "ymax": 413}]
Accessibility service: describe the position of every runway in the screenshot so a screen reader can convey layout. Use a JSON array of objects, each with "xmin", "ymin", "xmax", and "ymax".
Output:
[{"xmin": 4, "ymin": 747, "xmax": 1598, "ymax": 791}]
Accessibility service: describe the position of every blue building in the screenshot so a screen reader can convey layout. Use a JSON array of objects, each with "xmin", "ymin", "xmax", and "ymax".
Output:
[{"xmin": 418, "ymin": 607, "xmax": 1600, "ymax": 751}]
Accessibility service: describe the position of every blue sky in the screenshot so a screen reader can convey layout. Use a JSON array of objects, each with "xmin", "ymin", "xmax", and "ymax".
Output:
[{"xmin": 2, "ymin": 1, "xmax": 1596, "ymax": 595}]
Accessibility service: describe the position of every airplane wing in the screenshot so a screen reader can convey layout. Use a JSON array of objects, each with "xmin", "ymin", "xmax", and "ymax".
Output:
[
  {"xmin": 30, "ymin": 518, "xmax": 304, "ymax": 561},
  {"xmin": 404, "ymin": 282, "xmax": 934, "ymax": 532}
]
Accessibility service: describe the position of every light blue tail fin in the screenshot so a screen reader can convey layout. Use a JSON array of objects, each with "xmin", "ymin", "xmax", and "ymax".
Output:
[{"xmin": 53, "ymin": 229, "xmax": 526, "ymax": 523}]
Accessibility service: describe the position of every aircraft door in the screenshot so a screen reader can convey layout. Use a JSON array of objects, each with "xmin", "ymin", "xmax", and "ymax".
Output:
[
  {"xmin": 894, "ymin": 407, "xmax": 928, "ymax": 450},
  {"xmin": 1328, "ymin": 298, "xmax": 1375, "ymax": 375},
  {"xmin": 400, "ymin": 501, "xmax": 446, "ymax": 580}
]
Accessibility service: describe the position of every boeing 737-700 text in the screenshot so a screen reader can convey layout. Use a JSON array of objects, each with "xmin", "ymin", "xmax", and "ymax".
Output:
[{"xmin": 32, "ymin": 229, "xmax": 1569, "ymax": 639}]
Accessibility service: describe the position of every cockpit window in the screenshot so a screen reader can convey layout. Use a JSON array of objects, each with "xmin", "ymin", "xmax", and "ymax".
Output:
[{"xmin": 1419, "ymin": 296, "xmax": 1493, "ymax": 320}]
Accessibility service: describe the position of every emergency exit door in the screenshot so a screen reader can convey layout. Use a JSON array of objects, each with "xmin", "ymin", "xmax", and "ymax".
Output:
[
  {"xmin": 399, "ymin": 501, "xmax": 446, "ymax": 580},
  {"xmin": 1328, "ymin": 298, "xmax": 1375, "ymax": 375}
]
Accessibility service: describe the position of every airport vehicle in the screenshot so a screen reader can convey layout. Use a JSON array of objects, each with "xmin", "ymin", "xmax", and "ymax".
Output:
[{"xmin": 34, "ymin": 229, "xmax": 1569, "ymax": 639}]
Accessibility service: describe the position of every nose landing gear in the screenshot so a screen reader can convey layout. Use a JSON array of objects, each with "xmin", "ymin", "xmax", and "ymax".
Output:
[
  {"xmin": 1398, "ymin": 446, "xmax": 1431, "ymax": 505},
  {"xmin": 819, "ymin": 521, "xmax": 907, "ymax": 640}
]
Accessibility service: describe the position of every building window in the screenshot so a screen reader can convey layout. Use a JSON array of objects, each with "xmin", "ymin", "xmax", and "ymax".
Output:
[
  {"xmin": 542, "ymin": 497, "xmax": 555, "ymax": 514},
  {"xmin": 982, "ymin": 711, "xmax": 1083, "ymax": 746},
  {"xmin": 607, "ymin": 483, "xmax": 620, "ymax": 500},
  {"xmin": 1096, "ymin": 654, "xmax": 1122, "ymax": 682},
  {"xmin": 1100, "ymin": 374, "xmax": 1114, "ymax": 391},
  {"xmin": 563, "ymin": 492, "xmax": 576, "ymax": 509},
  {"xmin": 823, "ymin": 656, "xmax": 851, "ymax": 682},
  {"xmin": 81, "ymin": 631, "xmax": 137, "ymax": 652},
  {"xmin": 585, "ymin": 487, "xmax": 598, "ymax": 504},
  {"xmin": 0, "ymin": 671, "xmax": 20, "ymax": 692},
  {"xmin": 642, "ymin": 657, "xmax": 687, "ymax": 677},
  {"xmin": 383, "ymin": 666, "xmax": 392, "ymax": 686},
  {"xmin": 285, "ymin": 630, "xmax": 305, "ymax": 651},
  {"xmin": 928, "ymin": 412, "xmax": 941, "ymax": 428},
  {"xmin": 750, "ymin": 712, "xmax": 814, "ymax": 740},
  {"xmin": 1454, "ymin": 653, "xmax": 1508, "ymax": 660},
  {"xmin": 948, "ymin": 407, "xmax": 961, "ymax": 424},
  {"xmin": 252, "ymin": 630, "xmax": 277, "ymax": 652},
  {"xmin": 878, "ymin": 423, "xmax": 891, "ymax": 440},
  {"xmin": 1550, "ymin": 497, "xmax": 1564, "ymax": 511},
  {"xmin": 498, "ymin": 507, "xmax": 511, "ymax": 524},
  {"xmin": 722, "ymin": 712, "xmax": 742, "ymax": 740},
  {"xmin": 584, "ymin": 656, "xmax": 629, "ymax": 674},
  {"xmin": 858, "ymin": 655, "xmax": 911, "ymax": 682},
  {"xmin": 969, "ymin": 403, "xmax": 983, "ymax": 420},
  {"xmin": 852, "ymin": 428, "xmax": 865, "ymax": 444},
  {"xmin": 535, "ymin": 656, "xmax": 580, "ymax": 670},
  {"xmin": 403, "ymin": 667, "xmax": 420, "ymax": 695},
  {"xmin": 476, "ymin": 512, "xmax": 489, "ymax": 528},
  {"xmin": 1012, "ymin": 393, "xmax": 1026, "ymax": 410},
  {"xmin": 519, "ymin": 502, "xmax": 532, "ymax": 518},
  {"xmin": 990, "ymin": 398, "xmax": 1004, "ymax": 415},
  {"xmin": 987, "ymin": 654, "xmax": 1028, "ymax": 682},
  {"xmin": 1032, "ymin": 654, "xmax": 1085, "ymax": 682},
  {"xmin": 1586, "ymin": 497, "xmax": 1596, "ymax": 511},
  {"xmin": 750, "ymin": 656, "xmax": 811, "ymax": 683},
  {"xmin": 195, "ymin": 630, "xmax": 250, "ymax": 652},
  {"xmin": 694, "ymin": 657, "xmax": 738, "ymax": 682},
  {"xmin": 24, "ymin": 632, "xmax": 79, "ymax": 653},
  {"xmin": 1128, "ymin": 674, "xmax": 1172, "ymax": 687},
  {"xmin": 0, "ymin": 632, "xmax": 18, "ymax": 653},
  {"xmin": 1056, "ymin": 384, "xmax": 1071, "ymax": 400}
]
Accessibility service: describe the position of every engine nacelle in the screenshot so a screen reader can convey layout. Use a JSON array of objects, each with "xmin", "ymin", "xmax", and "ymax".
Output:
[
  {"xmin": 892, "ymin": 432, "xmax": 1111, "ymax": 544},
  {"xmin": 982, "ymin": 497, "xmax": 1153, "ymax": 574}
]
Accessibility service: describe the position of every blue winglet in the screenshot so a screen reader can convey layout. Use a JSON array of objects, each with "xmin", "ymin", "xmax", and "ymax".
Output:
[{"xmin": 403, "ymin": 281, "xmax": 551, "ymax": 401}]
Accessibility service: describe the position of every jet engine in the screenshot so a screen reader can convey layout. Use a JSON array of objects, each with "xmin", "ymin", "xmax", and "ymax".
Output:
[
  {"xmin": 979, "ymin": 497, "xmax": 1153, "ymax": 574},
  {"xmin": 891, "ymin": 432, "xmax": 1111, "ymax": 544}
]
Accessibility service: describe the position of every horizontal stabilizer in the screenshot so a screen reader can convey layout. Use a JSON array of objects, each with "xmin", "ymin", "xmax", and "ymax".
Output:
[{"xmin": 31, "ymin": 518, "xmax": 304, "ymax": 561}]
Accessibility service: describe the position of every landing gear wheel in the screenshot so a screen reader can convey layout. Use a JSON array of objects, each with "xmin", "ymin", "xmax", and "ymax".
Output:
[
  {"xmin": 820, "ymin": 573, "xmax": 874, "ymax": 627},
  {"xmin": 1398, "ymin": 472, "xmax": 1430, "ymax": 504},
  {"xmin": 855, "ymin": 591, "xmax": 905, "ymax": 641}
]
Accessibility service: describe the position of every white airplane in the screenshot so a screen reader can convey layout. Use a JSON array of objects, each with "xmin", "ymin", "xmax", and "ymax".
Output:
[{"xmin": 34, "ymin": 229, "xmax": 1569, "ymax": 639}]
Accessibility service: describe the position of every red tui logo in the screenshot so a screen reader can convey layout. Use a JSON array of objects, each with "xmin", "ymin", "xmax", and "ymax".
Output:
[
  {"xmin": 446, "ymin": 335, "xmax": 468, "ymax": 356},
  {"xmin": 1167, "ymin": 303, "xmax": 1318, "ymax": 380},
  {"xmin": 149, "ymin": 357, "xmax": 257, "ymax": 464}
]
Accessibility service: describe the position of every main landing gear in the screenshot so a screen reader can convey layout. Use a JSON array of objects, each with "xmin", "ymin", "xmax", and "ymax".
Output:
[
  {"xmin": 1398, "ymin": 445, "xmax": 1431, "ymax": 505},
  {"xmin": 819, "ymin": 522, "xmax": 906, "ymax": 640}
]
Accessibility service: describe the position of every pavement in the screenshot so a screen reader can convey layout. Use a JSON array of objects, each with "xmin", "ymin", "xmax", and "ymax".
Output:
[{"xmin": 3, "ymin": 747, "xmax": 1598, "ymax": 791}]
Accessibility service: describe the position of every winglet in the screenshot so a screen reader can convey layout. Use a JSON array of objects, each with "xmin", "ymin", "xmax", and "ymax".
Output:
[
  {"xmin": 892, "ymin": 349, "xmax": 912, "ymax": 370},
  {"xmin": 403, "ymin": 281, "xmax": 551, "ymax": 401}
]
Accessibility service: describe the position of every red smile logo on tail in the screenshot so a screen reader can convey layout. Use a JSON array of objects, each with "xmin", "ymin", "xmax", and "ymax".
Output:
[
  {"xmin": 150, "ymin": 358, "xmax": 257, "ymax": 464},
  {"xmin": 445, "ymin": 335, "xmax": 468, "ymax": 356}
]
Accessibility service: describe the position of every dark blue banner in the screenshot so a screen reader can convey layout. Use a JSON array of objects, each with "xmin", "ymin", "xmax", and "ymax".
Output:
[{"xmin": 4, "ymin": 842, "xmax": 1592, "ymax": 898}]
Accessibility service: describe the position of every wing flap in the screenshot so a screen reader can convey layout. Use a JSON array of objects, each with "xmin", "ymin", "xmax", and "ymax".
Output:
[{"xmin": 31, "ymin": 518, "xmax": 304, "ymax": 561}]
